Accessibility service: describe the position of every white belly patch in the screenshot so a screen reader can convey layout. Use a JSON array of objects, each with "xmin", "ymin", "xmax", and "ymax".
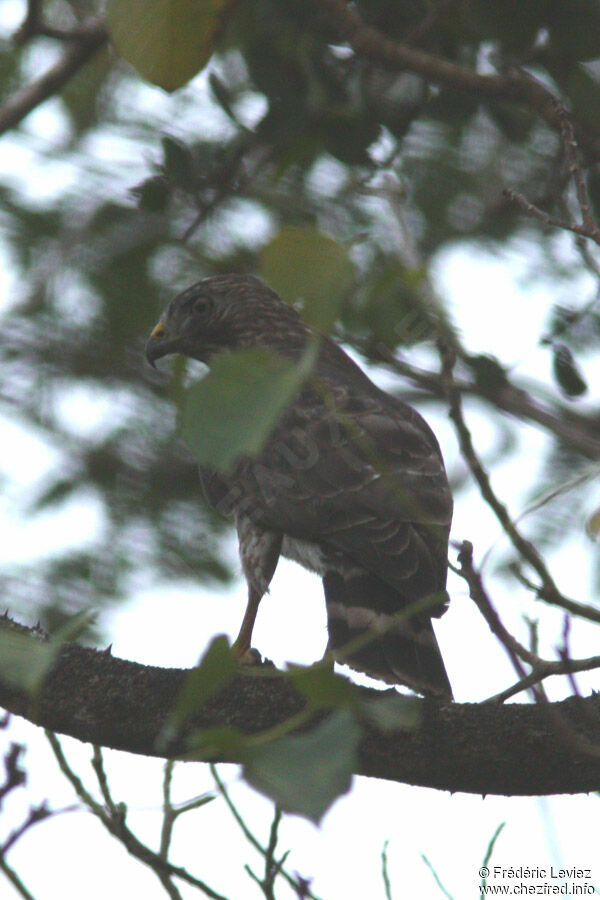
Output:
[{"xmin": 281, "ymin": 536, "xmax": 327, "ymax": 575}]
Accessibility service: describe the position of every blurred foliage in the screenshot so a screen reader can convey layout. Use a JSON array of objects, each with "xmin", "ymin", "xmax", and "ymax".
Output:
[
  {"xmin": 181, "ymin": 344, "xmax": 317, "ymax": 472},
  {"xmin": 107, "ymin": 0, "xmax": 226, "ymax": 92},
  {"xmin": 1, "ymin": 0, "xmax": 600, "ymax": 638}
]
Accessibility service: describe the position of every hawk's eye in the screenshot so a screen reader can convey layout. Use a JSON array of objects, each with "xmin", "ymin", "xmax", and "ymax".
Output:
[{"xmin": 193, "ymin": 295, "xmax": 212, "ymax": 316}]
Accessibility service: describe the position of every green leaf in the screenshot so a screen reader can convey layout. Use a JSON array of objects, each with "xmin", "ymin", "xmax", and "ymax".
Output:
[
  {"xmin": 208, "ymin": 72, "xmax": 240, "ymax": 125},
  {"xmin": 0, "ymin": 610, "xmax": 94, "ymax": 694},
  {"xmin": 288, "ymin": 662, "xmax": 353, "ymax": 709},
  {"xmin": 260, "ymin": 226, "xmax": 354, "ymax": 332},
  {"xmin": 563, "ymin": 64, "xmax": 600, "ymax": 130},
  {"xmin": 466, "ymin": 354, "xmax": 510, "ymax": 395},
  {"xmin": 61, "ymin": 45, "xmax": 112, "ymax": 133},
  {"xmin": 359, "ymin": 692, "xmax": 421, "ymax": 732},
  {"xmin": 131, "ymin": 175, "xmax": 171, "ymax": 212},
  {"xmin": 0, "ymin": 630, "xmax": 58, "ymax": 693},
  {"xmin": 552, "ymin": 344, "xmax": 587, "ymax": 398},
  {"xmin": 186, "ymin": 725, "xmax": 247, "ymax": 761},
  {"xmin": 159, "ymin": 635, "xmax": 236, "ymax": 746},
  {"xmin": 359, "ymin": 264, "xmax": 434, "ymax": 349},
  {"xmin": 106, "ymin": 0, "xmax": 226, "ymax": 92},
  {"xmin": 547, "ymin": 0, "xmax": 600, "ymax": 61},
  {"xmin": 468, "ymin": 0, "xmax": 548, "ymax": 51},
  {"xmin": 31, "ymin": 478, "xmax": 77, "ymax": 512},
  {"xmin": 162, "ymin": 137, "xmax": 198, "ymax": 191},
  {"xmin": 180, "ymin": 344, "xmax": 316, "ymax": 473},
  {"xmin": 585, "ymin": 507, "xmax": 600, "ymax": 542},
  {"xmin": 244, "ymin": 709, "xmax": 360, "ymax": 823}
]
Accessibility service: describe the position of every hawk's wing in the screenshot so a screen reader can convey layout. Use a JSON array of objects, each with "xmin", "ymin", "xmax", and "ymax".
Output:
[{"xmin": 220, "ymin": 383, "xmax": 452, "ymax": 605}]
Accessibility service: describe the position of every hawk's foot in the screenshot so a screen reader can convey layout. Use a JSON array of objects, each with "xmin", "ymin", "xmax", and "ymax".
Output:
[{"xmin": 232, "ymin": 645, "xmax": 262, "ymax": 667}]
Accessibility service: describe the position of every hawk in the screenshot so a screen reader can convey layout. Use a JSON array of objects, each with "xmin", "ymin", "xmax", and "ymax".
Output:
[{"xmin": 146, "ymin": 274, "xmax": 453, "ymax": 699}]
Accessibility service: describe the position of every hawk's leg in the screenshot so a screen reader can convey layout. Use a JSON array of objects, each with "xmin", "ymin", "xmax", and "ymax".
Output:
[
  {"xmin": 233, "ymin": 517, "xmax": 282, "ymax": 663},
  {"xmin": 232, "ymin": 585, "xmax": 263, "ymax": 661}
]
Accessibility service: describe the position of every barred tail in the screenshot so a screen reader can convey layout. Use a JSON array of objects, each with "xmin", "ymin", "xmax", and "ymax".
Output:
[{"xmin": 323, "ymin": 570, "xmax": 453, "ymax": 700}]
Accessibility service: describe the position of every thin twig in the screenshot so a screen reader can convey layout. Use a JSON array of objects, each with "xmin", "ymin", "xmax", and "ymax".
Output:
[
  {"xmin": 261, "ymin": 806, "xmax": 283, "ymax": 900},
  {"xmin": 0, "ymin": 804, "xmax": 51, "ymax": 856},
  {"xmin": 558, "ymin": 615, "xmax": 581, "ymax": 699},
  {"xmin": 479, "ymin": 823, "xmax": 506, "ymax": 900},
  {"xmin": 0, "ymin": 743, "xmax": 26, "ymax": 806},
  {"xmin": 505, "ymin": 100, "xmax": 600, "ymax": 244},
  {"xmin": 504, "ymin": 188, "xmax": 600, "ymax": 244},
  {"xmin": 513, "ymin": 569, "xmax": 600, "ymax": 624},
  {"xmin": 159, "ymin": 760, "xmax": 176, "ymax": 861},
  {"xmin": 315, "ymin": 0, "xmax": 600, "ymax": 157},
  {"xmin": 554, "ymin": 100, "xmax": 600, "ymax": 239},
  {"xmin": 157, "ymin": 759, "xmax": 216, "ymax": 899},
  {"xmin": 91, "ymin": 746, "xmax": 116, "ymax": 813},
  {"xmin": 209, "ymin": 766, "xmax": 268, "ymax": 857},
  {"xmin": 381, "ymin": 840, "xmax": 393, "ymax": 900},
  {"xmin": 47, "ymin": 733, "xmax": 229, "ymax": 900},
  {"xmin": 367, "ymin": 342, "xmax": 600, "ymax": 461},
  {"xmin": 420, "ymin": 853, "xmax": 456, "ymax": 900},
  {"xmin": 454, "ymin": 540, "xmax": 600, "ymax": 703},
  {"xmin": 438, "ymin": 343, "xmax": 600, "ymax": 623},
  {"xmin": 0, "ymin": 856, "xmax": 36, "ymax": 900},
  {"xmin": 487, "ymin": 652, "xmax": 600, "ymax": 704},
  {"xmin": 453, "ymin": 542, "xmax": 536, "ymax": 671},
  {"xmin": 210, "ymin": 766, "xmax": 321, "ymax": 900}
]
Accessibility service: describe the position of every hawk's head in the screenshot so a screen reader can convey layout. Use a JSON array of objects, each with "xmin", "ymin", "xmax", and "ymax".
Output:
[{"xmin": 145, "ymin": 274, "xmax": 309, "ymax": 367}]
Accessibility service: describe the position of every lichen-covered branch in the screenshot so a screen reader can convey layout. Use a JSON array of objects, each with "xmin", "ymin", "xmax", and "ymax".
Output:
[{"xmin": 1, "ymin": 619, "xmax": 600, "ymax": 797}]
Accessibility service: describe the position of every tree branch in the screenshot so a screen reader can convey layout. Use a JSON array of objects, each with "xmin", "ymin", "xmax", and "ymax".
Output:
[
  {"xmin": 436, "ymin": 342, "xmax": 600, "ymax": 627},
  {"xmin": 45, "ymin": 732, "xmax": 229, "ymax": 900},
  {"xmin": 504, "ymin": 99, "xmax": 600, "ymax": 245},
  {"xmin": 1, "ymin": 620, "xmax": 600, "ymax": 797},
  {"xmin": 0, "ymin": 20, "xmax": 108, "ymax": 136},
  {"xmin": 453, "ymin": 541, "xmax": 600, "ymax": 704},
  {"xmin": 316, "ymin": 0, "xmax": 600, "ymax": 157},
  {"xmin": 366, "ymin": 344, "xmax": 600, "ymax": 461}
]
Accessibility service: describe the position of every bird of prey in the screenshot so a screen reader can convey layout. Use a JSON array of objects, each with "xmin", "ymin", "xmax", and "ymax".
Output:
[{"xmin": 146, "ymin": 274, "xmax": 453, "ymax": 699}]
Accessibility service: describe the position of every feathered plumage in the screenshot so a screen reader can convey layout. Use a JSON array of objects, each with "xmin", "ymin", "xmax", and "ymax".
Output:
[{"xmin": 146, "ymin": 274, "xmax": 453, "ymax": 698}]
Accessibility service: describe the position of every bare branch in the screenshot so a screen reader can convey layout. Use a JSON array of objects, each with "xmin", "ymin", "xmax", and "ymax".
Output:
[
  {"xmin": 366, "ymin": 343, "xmax": 600, "ymax": 461},
  {"xmin": 488, "ymin": 655, "xmax": 600, "ymax": 705},
  {"xmin": 316, "ymin": 0, "xmax": 600, "ymax": 157},
  {"xmin": 0, "ymin": 20, "xmax": 108, "ymax": 136},
  {"xmin": 0, "ymin": 856, "xmax": 36, "ymax": 900},
  {"xmin": 556, "ymin": 100, "xmax": 600, "ymax": 239},
  {"xmin": 452, "ymin": 543, "xmax": 600, "ymax": 704},
  {"xmin": 452, "ymin": 541, "xmax": 537, "ymax": 672},
  {"xmin": 0, "ymin": 743, "xmax": 26, "ymax": 807},
  {"xmin": 46, "ymin": 733, "xmax": 230, "ymax": 900},
  {"xmin": 0, "ymin": 803, "xmax": 52, "ymax": 857},
  {"xmin": 503, "ymin": 187, "xmax": 600, "ymax": 242},
  {"xmin": 210, "ymin": 766, "xmax": 319, "ymax": 900},
  {"xmin": 505, "ymin": 99, "xmax": 600, "ymax": 244},
  {"xmin": 0, "ymin": 735, "xmax": 70, "ymax": 900},
  {"xmin": 438, "ymin": 343, "xmax": 600, "ymax": 623}
]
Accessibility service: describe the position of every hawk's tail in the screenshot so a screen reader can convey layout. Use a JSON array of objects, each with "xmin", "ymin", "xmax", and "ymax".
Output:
[{"xmin": 323, "ymin": 571, "xmax": 453, "ymax": 700}]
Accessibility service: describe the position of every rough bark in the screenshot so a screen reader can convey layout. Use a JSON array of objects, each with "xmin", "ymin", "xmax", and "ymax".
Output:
[{"xmin": 1, "ymin": 619, "xmax": 599, "ymax": 796}]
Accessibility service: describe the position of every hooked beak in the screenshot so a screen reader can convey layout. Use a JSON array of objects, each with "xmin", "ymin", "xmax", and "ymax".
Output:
[{"xmin": 145, "ymin": 321, "xmax": 181, "ymax": 368}]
